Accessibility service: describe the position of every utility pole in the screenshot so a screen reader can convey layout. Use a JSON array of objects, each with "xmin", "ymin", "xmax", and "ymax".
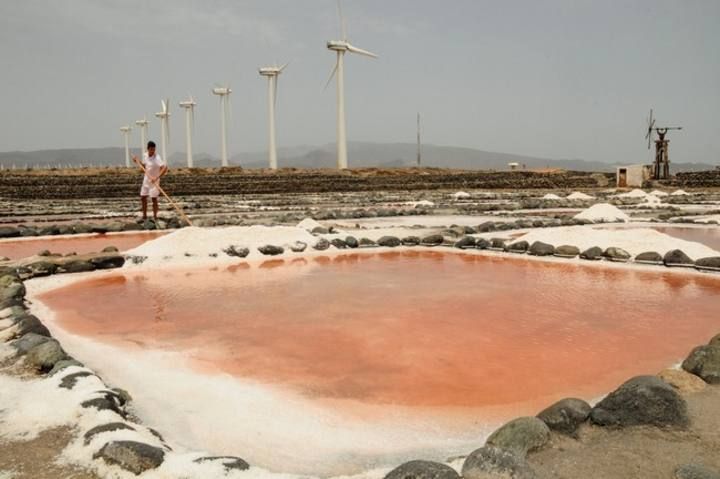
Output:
[{"xmin": 416, "ymin": 112, "xmax": 421, "ymax": 167}]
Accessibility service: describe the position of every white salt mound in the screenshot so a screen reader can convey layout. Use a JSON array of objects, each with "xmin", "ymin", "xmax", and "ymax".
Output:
[
  {"xmin": 126, "ymin": 225, "xmax": 321, "ymax": 265},
  {"xmin": 650, "ymin": 190, "xmax": 669, "ymax": 197},
  {"xmin": 617, "ymin": 189, "xmax": 648, "ymax": 198},
  {"xmin": 451, "ymin": 191, "xmax": 471, "ymax": 200},
  {"xmin": 671, "ymin": 189, "xmax": 690, "ymax": 196},
  {"xmin": 542, "ymin": 193, "xmax": 563, "ymax": 200},
  {"xmin": 567, "ymin": 192, "xmax": 594, "ymax": 200},
  {"xmin": 573, "ymin": 203, "xmax": 630, "ymax": 223},
  {"xmin": 297, "ymin": 218, "xmax": 323, "ymax": 231}
]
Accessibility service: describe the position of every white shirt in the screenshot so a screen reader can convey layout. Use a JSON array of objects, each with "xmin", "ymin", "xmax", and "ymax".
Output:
[{"xmin": 142, "ymin": 153, "xmax": 166, "ymax": 183}]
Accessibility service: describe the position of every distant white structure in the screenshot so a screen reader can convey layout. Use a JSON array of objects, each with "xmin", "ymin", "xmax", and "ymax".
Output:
[
  {"xmin": 119, "ymin": 125, "xmax": 132, "ymax": 168},
  {"xmin": 212, "ymin": 85, "xmax": 232, "ymax": 167},
  {"xmin": 154, "ymin": 99, "xmax": 171, "ymax": 164},
  {"xmin": 616, "ymin": 164, "xmax": 651, "ymax": 188},
  {"xmin": 508, "ymin": 162, "xmax": 520, "ymax": 170},
  {"xmin": 179, "ymin": 96, "xmax": 197, "ymax": 168},
  {"xmin": 326, "ymin": 0, "xmax": 378, "ymax": 169},
  {"xmin": 135, "ymin": 117, "xmax": 150, "ymax": 159},
  {"xmin": 259, "ymin": 63, "xmax": 288, "ymax": 170}
]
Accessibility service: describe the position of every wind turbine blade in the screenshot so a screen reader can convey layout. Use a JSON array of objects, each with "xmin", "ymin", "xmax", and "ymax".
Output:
[
  {"xmin": 323, "ymin": 59, "xmax": 339, "ymax": 91},
  {"xmin": 346, "ymin": 44, "xmax": 378, "ymax": 58},
  {"xmin": 279, "ymin": 61, "xmax": 290, "ymax": 72},
  {"xmin": 337, "ymin": 0, "xmax": 347, "ymax": 41}
]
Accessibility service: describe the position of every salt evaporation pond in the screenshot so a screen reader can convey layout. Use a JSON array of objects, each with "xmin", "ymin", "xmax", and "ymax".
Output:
[
  {"xmin": 38, "ymin": 251, "xmax": 720, "ymax": 476},
  {"xmin": 598, "ymin": 224, "xmax": 720, "ymax": 252},
  {"xmin": 0, "ymin": 231, "xmax": 167, "ymax": 260}
]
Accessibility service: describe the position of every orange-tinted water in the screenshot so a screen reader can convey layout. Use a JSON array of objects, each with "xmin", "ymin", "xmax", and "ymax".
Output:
[
  {"xmin": 0, "ymin": 231, "xmax": 167, "ymax": 260},
  {"xmin": 39, "ymin": 251, "xmax": 720, "ymax": 412}
]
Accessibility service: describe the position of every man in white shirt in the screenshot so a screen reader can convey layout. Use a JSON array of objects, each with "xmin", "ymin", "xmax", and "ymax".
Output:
[{"xmin": 132, "ymin": 141, "xmax": 168, "ymax": 222}]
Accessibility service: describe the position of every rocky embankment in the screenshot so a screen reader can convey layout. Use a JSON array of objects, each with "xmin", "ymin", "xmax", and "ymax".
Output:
[
  {"xmin": 0, "ymin": 168, "xmax": 612, "ymax": 199},
  {"xmin": 668, "ymin": 169, "xmax": 720, "ymax": 188}
]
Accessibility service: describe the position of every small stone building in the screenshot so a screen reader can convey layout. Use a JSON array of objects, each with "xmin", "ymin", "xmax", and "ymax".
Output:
[{"xmin": 616, "ymin": 164, "xmax": 652, "ymax": 187}]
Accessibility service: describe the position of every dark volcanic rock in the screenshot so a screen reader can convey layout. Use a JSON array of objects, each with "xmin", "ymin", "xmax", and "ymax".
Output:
[
  {"xmin": 94, "ymin": 441, "xmax": 165, "ymax": 475},
  {"xmin": 462, "ymin": 446, "xmax": 537, "ymax": 479},
  {"xmin": 223, "ymin": 245, "xmax": 250, "ymax": 258},
  {"xmin": 25, "ymin": 339, "xmax": 69, "ymax": 372},
  {"xmin": 49, "ymin": 359, "xmax": 84, "ymax": 376},
  {"xmin": 359, "ymin": 237, "xmax": 377, "ymax": 247},
  {"xmin": 603, "ymin": 247, "xmax": 631, "ymax": 262},
  {"xmin": 528, "ymin": 241, "xmax": 555, "ymax": 256},
  {"xmin": 345, "ymin": 236, "xmax": 359, "ymax": 248},
  {"xmin": 421, "ymin": 234, "xmax": 444, "ymax": 246},
  {"xmin": 537, "ymin": 398, "xmax": 591, "ymax": 437},
  {"xmin": 194, "ymin": 456, "xmax": 250, "ymax": 472},
  {"xmin": 311, "ymin": 226, "xmax": 330, "ymax": 235},
  {"xmin": 0, "ymin": 276, "xmax": 26, "ymax": 303},
  {"xmin": 454, "ymin": 236, "xmax": 477, "ymax": 249},
  {"xmin": 313, "ymin": 238, "xmax": 331, "ymax": 251},
  {"xmin": 505, "ymin": 241, "xmax": 529, "ymax": 254},
  {"xmin": 635, "ymin": 251, "xmax": 663, "ymax": 264},
  {"xmin": 258, "ymin": 245, "xmax": 284, "ymax": 256},
  {"xmin": 59, "ymin": 371, "xmax": 94, "ymax": 389},
  {"xmin": 84, "ymin": 423, "xmax": 136, "ymax": 445},
  {"xmin": 58, "ymin": 260, "xmax": 96, "ymax": 273},
  {"xmin": 590, "ymin": 375, "xmax": 688, "ymax": 428},
  {"xmin": 486, "ymin": 417, "xmax": 550, "ymax": 457},
  {"xmin": 489, "ymin": 238, "xmax": 506, "ymax": 250},
  {"xmin": 384, "ymin": 460, "xmax": 460, "ymax": 479},
  {"xmin": 377, "ymin": 236, "xmax": 401, "ymax": 247},
  {"xmin": 290, "ymin": 241, "xmax": 307, "ymax": 253},
  {"xmin": 674, "ymin": 463, "xmax": 720, "ymax": 479},
  {"xmin": 664, "ymin": 249, "xmax": 694, "ymax": 267},
  {"xmin": 477, "ymin": 221, "xmax": 496, "ymax": 233},
  {"xmin": 402, "ymin": 236, "xmax": 421, "ymax": 246},
  {"xmin": 11, "ymin": 332, "xmax": 51, "ymax": 355},
  {"xmin": 15, "ymin": 314, "xmax": 51, "ymax": 338},
  {"xmin": 25, "ymin": 261, "xmax": 58, "ymax": 277},
  {"xmin": 682, "ymin": 344, "xmax": 720, "ymax": 384},
  {"xmin": 580, "ymin": 246, "xmax": 603, "ymax": 260},
  {"xmin": 695, "ymin": 257, "xmax": 720, "ymax": 271},
  {"xmin": 0, "ymin": 226, "xmax": 20, "ymax": 238},
  {"xmin": 475, "ymin": 238, "xmax": 490, "ymax": 249},
  {"xmin": 330, "ymin": 238, "xmax": 348, "ymax": 249},
  {"xmin": 82, "ymin": 396, "xmax": 125, "ymax": 416},
  {"xmin": 554, "ymin": 245, "xmax": 580, "ymax": 258},
  {"xmin": 90, "ymin": 254, "xmax": 125, "ymax": 269}
]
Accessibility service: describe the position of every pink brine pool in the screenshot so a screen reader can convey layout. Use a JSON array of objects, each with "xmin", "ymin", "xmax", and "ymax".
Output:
[
  {"xmin": 0, "ymin": 231, "xmax": 167, "ymax": 260},
  {"xmin": 40, "ymin": 251, "xmax": 720, "ymax": 410}
]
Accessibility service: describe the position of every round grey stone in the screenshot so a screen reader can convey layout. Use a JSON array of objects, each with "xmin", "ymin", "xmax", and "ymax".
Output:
[
  {"xmin": 505, "ymin": 241, "xmax": 529, "ymax": 254},
  {"xmin": 421, "ymin": 234, "xmax": 444, "ymax": 246},
  {"xmin": 377, "ymin": 236, "xmax": 401, "ymax": 247},
  {"xmin": 528, "ymin": 241, "xmax": 554, "ymax": 256},
  {"xmin": 384, "ymin": 460, "xmax": 460, "ymax": 479},
  {"xmin": 313, "ymin": 238, "xmax": 331, "ymax": 251},
  {"xmin": 93, "ymin": 441, "xmax": 165, "ymax": 475},
  {"xmin": 26, "ymin": 339, "xmax": 69, "ymax": 372},
  {"xmin": 695, "ymin": 257, "xmax": 720, "ymax": 271},
  {"xmin": 682, "ymin": 344, "xmax": 720, "ymax": 384},
  {"xmin": 486, "ymin": 417, "xmax": 550, "ymax": 457},
  {"xmin": 664, "ymin": 249, "xmax": 694, "ymax": 267},
  {"xmin": 554, "ymin": 245, "xmax": 580, "ymax": 258},
  {"xmin": 580, "ymin": 246, "xmax": 603, "ymax": 260},
  {"xmin": 536, "ymin": 398, "xmax": 591, "ymax": 437},
  {"xmin": 258, "ymin": 245, "xmax": 284, "ymax": 256},
  {"xmin": 603, "ymin": 247, "xmax": 631, "ymax": 262},
  {"xmin": 635, "ymin": 251, "xmax": 663, "ymax": 264},
  {"xmin": 462, "ymin": 446, "xmax": 537, "ymax": 479}
]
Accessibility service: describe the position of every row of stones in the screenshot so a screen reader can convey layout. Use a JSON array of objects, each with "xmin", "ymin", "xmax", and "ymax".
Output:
[
  {"xmin": 0, "ymin": 219, "xmax": 181, "ymax": 239},
  {"xmin": 0, "ymin": 264, "xmax": 251, "ymax": 475},
  {"xmin": 384, "ymin": 335, "xmax": 720, "ymax": 479}
]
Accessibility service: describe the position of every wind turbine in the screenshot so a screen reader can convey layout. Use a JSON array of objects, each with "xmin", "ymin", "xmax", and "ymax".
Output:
[
  {"xmin": 325, "ymin": 0, "xmax": 377, "ymax": 169},
  {"xmin": 179, "ymin": 96, "xmax": 197, "ymax": 168},
  {"xmin": 135, "ymin": 117, "xmax": 150, "ymax": 159},
  {"xmin": 154, "ymin": 99, "xmax": 170, "ymax": 162},
  {"xmin": 119, "ymin": 126, "xmax": 132, "ymax": 168},
  {"xmin": 212, "ymin": 85, "xmax": 232, "ymax": 167},
  {"xmin": 259, "ymin": 63, "xmax": 288, "ymax": 170}
]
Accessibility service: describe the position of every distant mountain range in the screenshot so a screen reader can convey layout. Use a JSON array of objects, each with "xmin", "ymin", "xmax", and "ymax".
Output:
[{"xmin": 0, "ymin": 143, "xmax": 716, "ymax": 173}]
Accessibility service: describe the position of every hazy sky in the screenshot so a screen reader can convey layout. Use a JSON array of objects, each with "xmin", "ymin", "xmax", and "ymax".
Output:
[{"xmin": 1, "ymin": 0, "xmax": 718, "ymax": 164}]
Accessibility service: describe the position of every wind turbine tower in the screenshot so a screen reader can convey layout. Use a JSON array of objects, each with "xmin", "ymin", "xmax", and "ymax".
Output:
[
  {"xmin": 259, "ymin": 63, "xmax": 288, "ymax": 170},
  {"xmin": 119, "ymin": 126, "xmax": 132, "ymax": 168},
  {"xmin": 135, "ymin": 117, "xmax": 149, "ymax": 159},
  {"xmin": 212, "ymin": 85, "xmax": 232, "ymax": 167},
  {"xmin": 154, "ymin": 99, "xmax": 171, "ymax": 163},
  {"xmin": 325, "ymin": 0, "xmax": 378, "ymax": 169},
  {"xmin": 179, "ymin": 96, "xmax": 197, "ymax": 168}
]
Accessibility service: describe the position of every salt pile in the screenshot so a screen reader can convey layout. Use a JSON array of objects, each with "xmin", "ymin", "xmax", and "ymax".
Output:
[
  {"xmin": 671, "ymin": 189, "xmax": 690, "ymax": 196},
  {"xmin": 617, "ymin": 189, "xmax": 648, "ymax": 199},
  {"xmin": 541, "ymin": 193, "xmax": 563, "ymax": 200},
  {"xmin": 126, "ymin": 225, "xmax": 321, "ymax": 265},
  {"xmin": 650, "ymin": 190, "xmax": 669, "ymax": 197},
  {"xmin": 451, "ymin": 191, "xmax": 471, "ymax": 200},
  {"xmin": 573, "ymin": 203, "xmax": 630, "ymax": 223},
  {"xmin": 521, "ymin": 226, "xmax": 719, "ymax": 259},
  {"xmin": 297, "ymin": 218, "xmax": 324, "ymax": 231},
  {"xmin": 567, "ymin": 192, "xmax": 594, "ymax": 200}
]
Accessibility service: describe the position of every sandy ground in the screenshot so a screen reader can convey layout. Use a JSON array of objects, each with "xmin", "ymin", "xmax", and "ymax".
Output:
[
  {"xmin": 529, "ymin": 385, "xmax": 720, "ymax": 479},
  {"xmin": 0, "ymin": 427, "xmax": 100, "ymax": 479}
]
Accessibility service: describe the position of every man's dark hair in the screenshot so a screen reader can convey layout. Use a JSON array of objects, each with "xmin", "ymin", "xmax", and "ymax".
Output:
[{"xmin": 147, "ymin": 141, "xmax": 156, "ymax": 148}]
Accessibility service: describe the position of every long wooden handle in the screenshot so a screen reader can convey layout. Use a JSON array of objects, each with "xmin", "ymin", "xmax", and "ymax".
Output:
[{"xmin": 134, "ymin": 159, "xmax": 193, "ymax": 226}]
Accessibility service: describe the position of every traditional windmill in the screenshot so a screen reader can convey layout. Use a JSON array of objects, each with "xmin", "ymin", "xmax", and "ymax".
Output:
[{"xmin": 645, "ymin": 109, "xmax": 682, "ymax": 180}]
